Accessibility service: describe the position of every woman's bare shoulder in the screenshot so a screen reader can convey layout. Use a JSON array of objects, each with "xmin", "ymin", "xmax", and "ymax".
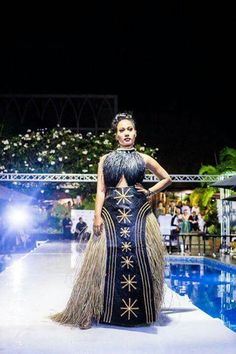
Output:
[
  {"xmin": 136, "ymin": 152, "xmax": 151, "ymax": 164},
  {"xmin": 99, "ymin": 153, "xmax": 110, "ymax": 163}
]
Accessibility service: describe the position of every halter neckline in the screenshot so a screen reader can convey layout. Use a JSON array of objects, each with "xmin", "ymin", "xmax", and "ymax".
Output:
[{"xmin": 116, "ymin": 147, "xmax": 136, "ymax": 152}]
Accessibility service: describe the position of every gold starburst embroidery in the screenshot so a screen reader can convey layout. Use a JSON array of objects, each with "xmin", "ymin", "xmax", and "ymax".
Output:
[
  {"xmin": 121, "ymin": 274, "xmax": 137, "ymax": 291},
  {"xmin": 120, "ymin": 298, "xmax": 139, "ymax": 320},
  {"xmin": 121, "ymin": 242, "xmax": 132, "ymax": 252},
  {"xmin": 114, "ymin": 188, "xmax": 133, "ymax": 205},
  {"xmin": 121, "ymin": 256, "xmax": 134, "ymax": 269},
  {"xmin": 120, "ymin": 227, "xmax": 130, "ymax": 238},
  {"xmin": 117, "ymin": 208, "xmax": 132, "ymax": 224}
]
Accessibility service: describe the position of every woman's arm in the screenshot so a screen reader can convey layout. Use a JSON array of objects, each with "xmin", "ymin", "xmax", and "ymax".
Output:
[
  {"xmin": 135, "ymin": 153, "xmax": 172, "ymax": 195},
  {"xmin": 93, "ymin": 155, "xmax": 107, "ymax": 236},
  {"xmin": 146, "ymin": 154, "xmax": 172, "ymax": 194}
]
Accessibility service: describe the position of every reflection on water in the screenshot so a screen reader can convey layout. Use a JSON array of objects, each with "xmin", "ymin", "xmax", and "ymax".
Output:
[{"xmin": 165, "ymin": 262, "xmax": 236, "ymax": 332}]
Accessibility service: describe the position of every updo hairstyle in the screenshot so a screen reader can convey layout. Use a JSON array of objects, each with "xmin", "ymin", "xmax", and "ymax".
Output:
[{"xmin": 111, "ymin": 112, "xmax": 136, "ymax": 133}]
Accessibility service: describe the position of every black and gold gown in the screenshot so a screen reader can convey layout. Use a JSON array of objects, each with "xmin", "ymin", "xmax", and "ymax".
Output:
[{"xmin": 51, "ymin": 148, "xmax": 165, "ymax": 327}]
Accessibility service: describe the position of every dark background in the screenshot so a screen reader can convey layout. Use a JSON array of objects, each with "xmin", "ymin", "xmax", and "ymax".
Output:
[{"xmin": 0, "ymin": 2, "xmax": 235, "ymax": 173}]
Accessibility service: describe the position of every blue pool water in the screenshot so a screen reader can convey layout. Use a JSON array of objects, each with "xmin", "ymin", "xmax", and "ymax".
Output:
[{"xmin": 165, "ymin": 257, "xmax": 236, "ymax": 332}]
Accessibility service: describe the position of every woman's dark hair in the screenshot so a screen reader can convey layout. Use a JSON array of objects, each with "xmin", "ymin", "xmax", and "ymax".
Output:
[{"xmin": 111, "ymin": 112, "xmax": 136, "ymax": 133}]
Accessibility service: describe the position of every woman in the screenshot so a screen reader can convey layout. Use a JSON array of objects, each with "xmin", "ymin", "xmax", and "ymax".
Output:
[
  {"xmin": 181, "ymin": 210, "xmax": 191, "ymax": 234},
  {"xmin": 50, "ymin": 112, "xmax": 172, "ymax": 329}
]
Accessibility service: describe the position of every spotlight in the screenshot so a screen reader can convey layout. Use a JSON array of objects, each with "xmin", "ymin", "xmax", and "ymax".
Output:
[{"xmin": 5, "ymin": 206, "xmax": 30, "ymax": 228}]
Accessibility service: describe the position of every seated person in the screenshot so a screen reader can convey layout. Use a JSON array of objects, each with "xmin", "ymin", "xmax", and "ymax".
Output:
[
  {"xmin": 182, "ymin": 201, "xmax": 191, "ymax": 215},
  {"xmin": 75, "ymin": 217, "xmax": 89, "ymax": 241},
  {"xmin": 189, "ymin": 211, "xmax": 199, "ymax": 232}
]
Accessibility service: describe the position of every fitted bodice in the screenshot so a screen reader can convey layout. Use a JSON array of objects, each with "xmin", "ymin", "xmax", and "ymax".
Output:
[{"xmin": 103, "ymin": 148, "xmax": 146, "ymax": 187}]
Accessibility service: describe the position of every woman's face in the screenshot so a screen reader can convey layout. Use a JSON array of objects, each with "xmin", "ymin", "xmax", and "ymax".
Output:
[{"xmin": 116, "ymin": 119, "xmax": 136, "ymax": 148}]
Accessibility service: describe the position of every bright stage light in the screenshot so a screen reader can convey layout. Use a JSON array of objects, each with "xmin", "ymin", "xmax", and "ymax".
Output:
[{"xmin": 6, "ymin": 206, "xmax": 30, "ymax": 228}]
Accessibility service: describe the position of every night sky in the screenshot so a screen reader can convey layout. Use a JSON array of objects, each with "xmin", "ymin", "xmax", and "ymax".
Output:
[{"xmin": 0, "ymin": 3, "xmax": 235, "ymax": 173}]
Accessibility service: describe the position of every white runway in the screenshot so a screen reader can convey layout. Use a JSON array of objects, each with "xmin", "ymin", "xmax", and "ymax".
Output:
[{"xmin": 0, "ymin": 241, "xmax": 235, "ymax": 354}]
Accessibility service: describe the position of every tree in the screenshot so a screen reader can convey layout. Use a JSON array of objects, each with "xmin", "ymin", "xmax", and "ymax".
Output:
[
  {"xmin": 199, "ymin": 147, "xmax": 236, "ymax": 175},
  {"xmin": 189, "ymin": 147, "xmax": 236, "ymax": 234}
]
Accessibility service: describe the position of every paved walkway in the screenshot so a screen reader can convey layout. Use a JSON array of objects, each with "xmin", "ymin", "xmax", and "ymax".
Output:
[{"xmin": 0, "ymin": 241, "xmax": 235, "ymax": 354}]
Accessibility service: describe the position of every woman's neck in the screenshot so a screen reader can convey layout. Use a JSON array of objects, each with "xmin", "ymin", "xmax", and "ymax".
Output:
[{"xmin": 117, "ymin": 146, "xmax": 135, "ymax": 151}]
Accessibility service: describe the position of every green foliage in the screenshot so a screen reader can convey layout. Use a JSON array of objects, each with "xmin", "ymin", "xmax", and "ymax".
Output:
[
  {"xmin": 0, "ymin": 128, "xmax": 113, "ymax": 174},
  {"xmin": 72, "ymin": 194, "xmax": 96, "ymax": 210},
  {"xmin": 199, "ymin": 147, "xmax": 236, "ymax": 176},
  {"xmin": 189, "ymin": 187, "xmax": 219, "ymax": 232},
  {"xmin": 189, "ymin": 187, "xmax": 216, "ymax": 209},
  {"xmin": 196, "ymin": 146, "xmax": 236, "ymax": 232},
  {"xmin": 0, "ymin": 127, "xmax": 160, "ymax": 233},
  {"xmin": 82, "ymin": 194, "xmax": 96, "ymax": 210},
  {"xmin": 199, "ymin": 165, "xmax": 218, "ymax": 175},
  {"xmin": 0, "ymin": 127, "xmax": 159, "ymax": 198},
  {"xmin": 195, "ymin": 147, "xmax": 236, "ymax": 231},
  {"xmin": 218, "ymin": 147, "xmax": 236, "ymax": 172},
  {"xmin": 201, "ymin": 188, "xmax": 216, "ymax": 208},
  {"xmin": 46, "ymin": 215, "xmax": 62, "ymax": 231},
  {"xmin": 51, "ymin": 203, "xmax": 69, "ymax": 219},
  {"xmin": 0, "ymin": 127, "xmax": 159, "ymax": 174},
  {"xmin": 207, "ymin": 224, "xmax": 218, "ymax": 235},
  {"xmin": 30, "ymin": 204, "xmax": 63, "ymax": 234}
]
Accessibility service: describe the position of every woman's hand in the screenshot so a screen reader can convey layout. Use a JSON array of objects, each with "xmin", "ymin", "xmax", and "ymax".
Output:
[
  {"xmin": 135, "ymin": 183, "xmax": 149, "ymax": 196},
  {"xmin": 93, "ymin": 215, "xmax": 104, "ymax": 237}
]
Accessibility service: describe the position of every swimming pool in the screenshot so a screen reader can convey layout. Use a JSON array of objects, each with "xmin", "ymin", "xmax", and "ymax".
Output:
[{"xmin": 165, "ymin": 256, "xmax": 236, "ymax": 332}]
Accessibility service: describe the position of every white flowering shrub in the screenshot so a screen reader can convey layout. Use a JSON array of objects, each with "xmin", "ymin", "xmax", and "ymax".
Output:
[
  {"xmin": 0, "ymin": 127, "xmax": 159, "ymax": 174},
  {"xmin": 0, "ymin": 127, "xmax": 159, "ymax": 231}
]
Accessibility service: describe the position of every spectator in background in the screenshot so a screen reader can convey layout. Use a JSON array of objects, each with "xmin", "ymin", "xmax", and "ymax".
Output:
[
  {"xmin": 74, "ymin": 217, "xmax": 88, "ymax": 241},
  {"xmin": 156, "ymin": 201, "xmax": 165, "ymax": 218},
  {"xmin": 170, "ymin": 208, "xmax": 181, "ymax": 251},
  {"xmin": 191, "ymin": 204, "xmax": 200, "ymax": 215},
  {"xmin": 171, "ymin": 208, "xmax": 182, "ymax": 230},
  {"xmin": 181, "ymin": 210, "xmax": 191, "ymax": 233},
  {"xmin": 171, "ymin": 209, "xmax": 180, "ymax": 233},
  {"xmin": 198, "ymin": 213, "xmax": 205, "ymax": 232},
  {"xmin": 176, "ymin": 201, "xmax": 183, "ymax": 213},
  {"xmin": 189, "ymin": 211, "xmax": 199, "ymax": 231},
  {"xmin": 67, "ymin": 201, "xmax": 73, "ymax": 212},
  {"xmin": 168, "ymin": 201, "xmax": 177, "ymax": 216},
  {"xmin": 76, "ymin": 195, "xmax": 82, "ymax": 206},
  {"xmin": 182, "ymin": 200, "xmax": 191, "ymax": 215},
  {"xmin": 62, "ymin": 213, "xmax": 72, "ymax": 240}
]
